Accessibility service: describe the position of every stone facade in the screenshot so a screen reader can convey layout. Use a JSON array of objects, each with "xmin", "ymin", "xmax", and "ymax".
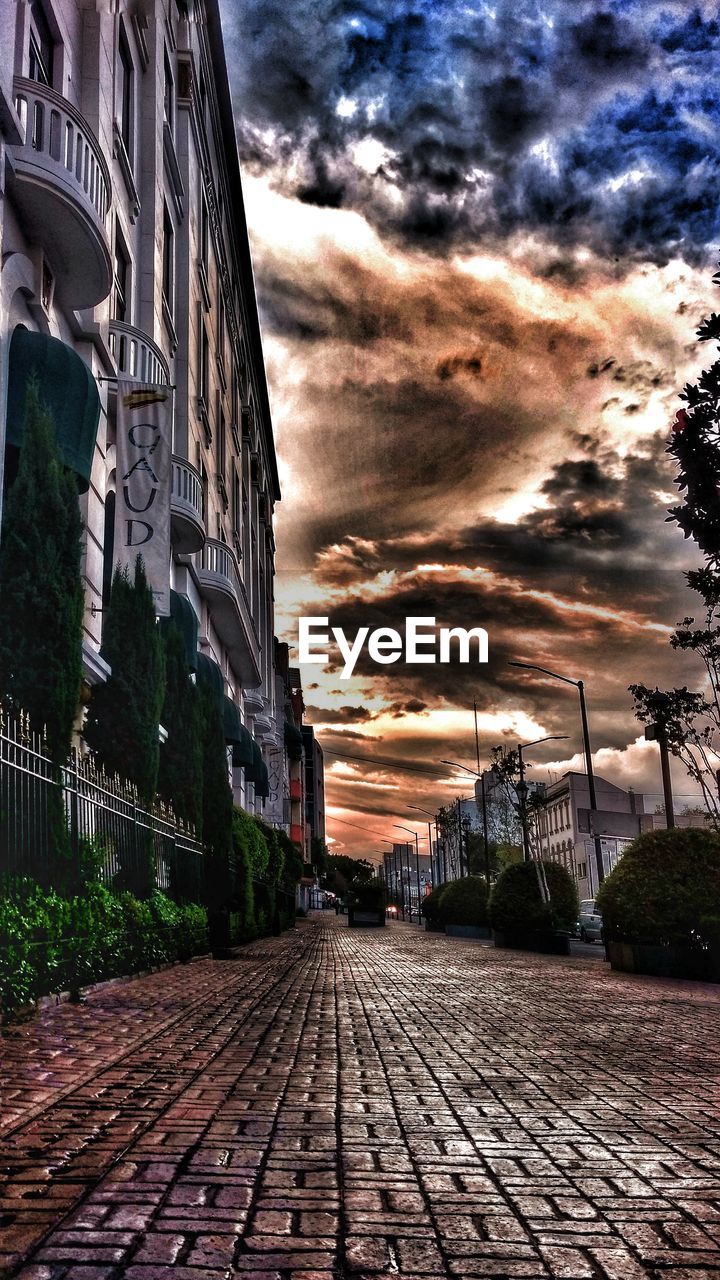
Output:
[{"xmin": 0, "ymin": 0, "xmax": 279, "ymax": 814}]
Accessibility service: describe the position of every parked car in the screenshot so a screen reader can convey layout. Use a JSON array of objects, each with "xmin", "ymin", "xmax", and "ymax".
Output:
[{"xmin": 578, "ymin": 899, "xmax": 603, "ymax": 943}]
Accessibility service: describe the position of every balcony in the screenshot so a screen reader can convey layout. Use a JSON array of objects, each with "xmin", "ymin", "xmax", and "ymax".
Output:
[
  {"xmin": 11, "ymin": 78, "xmax": 112, "ymax": 309},
  {"xmin": 171, "ymin": 457, "xmax": 205, "ymax": 554},
  {"xmin": 289, "ymin": 778, "xmax": 302, "ymax": 802},
  {"xmin": 196, "ymin": 539, "xmax": 261, "ymax": 689},
  {"xmin": 109, "ymin": 320, "xmax": 170, "ymax": 387}
]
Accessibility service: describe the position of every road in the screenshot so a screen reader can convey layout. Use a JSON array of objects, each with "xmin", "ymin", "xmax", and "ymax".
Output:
[{"xmin": 1, "ymin": 915, "xmax": 720, "ymax": 1278}]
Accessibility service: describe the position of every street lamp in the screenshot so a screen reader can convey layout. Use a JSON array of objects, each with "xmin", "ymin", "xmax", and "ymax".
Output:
[
  {"xmin": 510, "ymin": 660, "xmax": 604, "ymax": 887},
  {"xmin": 394, "ymin": 824, "xmax": 422, "ymax": 923},
  {"xmin": 441, "ymin": 759, "xmax": 493, "ymax": 884},
  {"xmin": 515, "ymin": 735, "xmax": 569, "ymax": 861},
  {"xmin": 407, "ymin": 805, "xmax": 438, "ymax": 890}
]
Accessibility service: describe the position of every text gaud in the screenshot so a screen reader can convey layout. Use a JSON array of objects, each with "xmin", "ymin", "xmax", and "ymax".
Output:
[{"xmin": 297, "ymin": 616, "xmax": 489, "ymax": 679}]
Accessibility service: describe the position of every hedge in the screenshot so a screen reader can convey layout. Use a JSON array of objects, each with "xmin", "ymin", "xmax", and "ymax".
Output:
[
  {"xmin": 489, "ymin": 861, "xmax": 578, "ymax": 934},
  {"xmin": 438, "ymin": 877, "xmax": 488, "ymax": 927},
  {"xmin": 596, "ymin": 828, "xmax": 720, "ymax": 947},
  {"xmin": 0, "ymin": 877, "xmax": 208, "ymax": 1016}
]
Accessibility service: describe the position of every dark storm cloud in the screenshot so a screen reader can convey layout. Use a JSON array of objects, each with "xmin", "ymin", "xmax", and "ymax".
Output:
[{"xmin": 223, "ymin": 1, "xmax": 720, "ymax": 262}]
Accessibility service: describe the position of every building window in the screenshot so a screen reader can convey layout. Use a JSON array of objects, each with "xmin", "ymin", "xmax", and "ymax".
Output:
[
  {"xmin": 29, "ymin": 0, "xmax": 54, "ymax": 86},
  {"xmin": 163, "ymin": 46, "xmax": 174, "ymax": 131},
  {"xmin": 198, "ymin": 318, "xmax": 209, "ymax": 404},
  {"xmin": 162, "ymin": 204, "xmax": 174, "ymax": 315},
  {"xmin": 218, "ymin": 402, "xmax": 226, "ymax": 476},
  {"xmin": 200, "ymin": 191, "xmax": 209, "ymax": 271},
  {"xmin": 117, "ymin": 24, "xmax": 134, "ymax": 158},
  {"xmin": 113, "ymin": 229, "xmax": 130, "ymax": 323}
]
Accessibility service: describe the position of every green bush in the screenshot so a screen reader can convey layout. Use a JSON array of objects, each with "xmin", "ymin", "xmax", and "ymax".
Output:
[
  {"xmin": 596, "ymin": 828, "xmax": 720, "ymax": 947},
  {"xmin": 489, "ymin": 860, "xmax": 578, "ymax": 934},
  {"xmin": 420, "ymin": 885, "xmax": 445, "ymax": 925},
  {"xmin": 438, "ymin": 877, "xmax": 488, "ymax": 927},
  {"xmin": 348, "ymin": 879, "xmax": 385, "ymax": 910},
  {"xmin": 0, "ymin": 877, "xmax": 208, "ymax": 1017}
]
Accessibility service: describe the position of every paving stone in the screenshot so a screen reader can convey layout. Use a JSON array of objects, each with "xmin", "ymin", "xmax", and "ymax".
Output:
[{"xmin": 2, "ymin": 918, "xmax": 720, "ymax": 1280}]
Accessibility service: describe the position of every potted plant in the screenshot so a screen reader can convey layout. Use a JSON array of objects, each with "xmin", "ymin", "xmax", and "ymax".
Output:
[
  {"xmin": 347, "ymin": 879, "xmax": 386, "ymax": 928},
  {"xmin": 437, "ymin": 877, "xmax": 490, "ymax": 938},
  {"xmin": 420, "ymin": 885, "xmax": 446, "ymax": 932},
  {"xmin": 597, "ymin": 828, "xmax": 720, "ymax": 980},
  {"xmin": 489, "ymin": 861, "xmax": 577, "ymax": 955}
]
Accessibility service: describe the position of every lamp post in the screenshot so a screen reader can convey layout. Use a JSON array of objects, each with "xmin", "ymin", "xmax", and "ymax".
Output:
[
  {"xmin": 442, "ymin": 759, "xmax": 491, "ymax": 884},
  {"xmin": 378, "ymin": 838, "xmax": 403, "ymax": 920},
  {"xmin": 408, "ymin": 806, "xmax": 438, "ymax": 890},
  {"xmin": 395, "ymin": 824, "xmax": 422, "ymax": 922},
  {"xmin": 510, "ymin": 661, "xmax": 604, "ymax": 887},
  {"xmin": 515, "ymin": 735, "xmax": 569, "ymax": 861}
]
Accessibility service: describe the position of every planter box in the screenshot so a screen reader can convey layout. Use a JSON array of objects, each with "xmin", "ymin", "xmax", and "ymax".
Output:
[
  {"xmin": 445, "ymin": 924, "xmax": 490, "ymax": 939},
  {"xmin": 607, "ymin": 939, "xmax": 718, "ymax": 981},
  {"xmin": 493, "ymin": 928, "xmax": 570, "ymax": 956},
  {"xmin": 424, "ymin": 921, "xmax": 445, "ymax": 933},
  {"xmin": 348, "ymin": 908, "xmax": 385, "ymax": 928}
]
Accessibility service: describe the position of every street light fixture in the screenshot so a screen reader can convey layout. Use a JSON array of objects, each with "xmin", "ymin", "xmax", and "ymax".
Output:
[
  {"xmin": 394, "ymin": 823, "xmax": 422, "ymax": 923},
  {"xmin": 514, "ymin": 735, "xmax": 569, "ymax": 861},
  {"xmin": 510, "ymin": 660, "xmax": 604, "ymax": 887},
  {"xmin": 407, "ymin": 805, "xmax": 439, "ymax": 890}
]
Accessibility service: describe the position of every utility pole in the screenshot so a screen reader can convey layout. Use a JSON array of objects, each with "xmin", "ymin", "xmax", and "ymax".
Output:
[{"xmin": 480, "ymin": 771, "xmax": 491, "ymax": 886}]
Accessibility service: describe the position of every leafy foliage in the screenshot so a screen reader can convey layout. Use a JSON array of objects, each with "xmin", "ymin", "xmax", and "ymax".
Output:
[
  {"xmin": 630, "ymin": 270, "xmax": 720, "ymax": 827},
  {"xmin": 158, "ymin": 623, "xmax": 202, "ymax": 834},
  {"xmin": 489, "ymin": 860, "xmax": 578, "ymax": 934},
  {"xmin": 0, "ymin": 378, "xmax": 84, "ymax": 765},
  {"xmin": 596, "ymin": 828, "xmax": 720, "ymax": 947},
  {"xmin": 420, "ymin": 884, "xmax": 445, "ymax": 925},
  {"xmin": 84, "ymin": 560, "xmax": 166, "ymax": 805},
  {"xmin": 437, "ymin": 877, "xmax": 489, "ymax": 927},
  {"xmin": 0, "ymin": 876, "xmax": 208, "ymax": 1016}
]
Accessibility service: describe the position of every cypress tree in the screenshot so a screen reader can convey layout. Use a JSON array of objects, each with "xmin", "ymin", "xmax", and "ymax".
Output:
[
  {"xmin": 198, "ymin": 683, "xmax": 234, "ymax": 953},
  {"xmin": 158, "ymin": 624, "xmax": 203, "ymax": 835},
  {"xmin": 84, "ymin": 558, "xmax": 165, "ymax": 804},
  {"xmin": 0, "ymin": 376, "xmax": 84, "ymax": 763}
]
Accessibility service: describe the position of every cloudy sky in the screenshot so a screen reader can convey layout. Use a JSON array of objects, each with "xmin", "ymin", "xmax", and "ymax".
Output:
[{"xmin": 221, "ymin": 1, "xmax": 720, "ymax": 857}]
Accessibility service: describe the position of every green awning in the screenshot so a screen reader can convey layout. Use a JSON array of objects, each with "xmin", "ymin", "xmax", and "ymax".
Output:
[
  {"xmin": 7, "ymin": 328, "xmax": 101, "ymax": 492},
  {"xmin": 223, "ymin": 695, "xmax": 254, "ymax": 767},
  {"xmin": 160, "ymin": 591, "xmax": 198, "ymax": 671},
  {"xmin": 245, "ymin": 738, "xmax": 265, "ymax": 786},
  {"xmin": 196, "ymin": 652, "xmax": 224, "ymax": 715},
  {"xmin": 255, "ymin": 760, "xmax": 270, "ymax": 800},
  {"xmin": 284, "ymin": 720, "xmax": 304, "ymax": 760}
]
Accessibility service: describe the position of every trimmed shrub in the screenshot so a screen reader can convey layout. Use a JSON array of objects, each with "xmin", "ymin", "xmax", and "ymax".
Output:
[
  {"xmin": 420, "ymin": 885, "xmax": 445, "ymax": 925},
  {"xmin": 596, "ymin": 828, "xmax": 720, "ymax": 947},
  {"xmin": 438, "ymin": 877, "xmax": 488, "ymax": 927},
  {"xmin": 489, "ymin": 860, "xmax": 578, "ymax": 934},
  {"xmin": 348, "ymin": 879, "xmax": 385, "ymax": 911}
]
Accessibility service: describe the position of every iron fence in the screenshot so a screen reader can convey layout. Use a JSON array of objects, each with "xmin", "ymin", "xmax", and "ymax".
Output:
[{"xmin": 0, "ymin": 707, "xmax": 204, "ymax": 899}]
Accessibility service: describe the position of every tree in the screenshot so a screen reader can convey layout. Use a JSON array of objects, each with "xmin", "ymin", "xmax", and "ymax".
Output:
[
  {"xmin": 157, "ymin": 624, "xmax": 202, "ymax": 834},
  {"xmin": 324, "ymin": 854, "xmax": 373, "ymax": 894},
  {"xmin": 84, "ymin": 559, "xmax": 165, "ymax": 804},
  {"xmin": 0, "ymin": 377, "xmax": 84, "ymax": 763},
  {"xmin": 310, "ymin": 835, "xmax": 329, "ymax": 877},
  {"xmin": 629, "ymin": 273, "xmax": 720, "ymax": 827},
  {"xmin": 198, "ymin": 684, "xmax": 234, "ymax": 951}
]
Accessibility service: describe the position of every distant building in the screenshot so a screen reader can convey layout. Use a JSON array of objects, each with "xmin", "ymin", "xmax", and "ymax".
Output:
[
  {"xmin": 384, "ymin": 846, "xmax": 432, "ymax": 917},
  {"xmin": 302, "ymin": 725, "xmax": 325, "ymax": 845},
  {"xmin": 536, "ymin": 772, "xmax": 711, "ymax": 898}
]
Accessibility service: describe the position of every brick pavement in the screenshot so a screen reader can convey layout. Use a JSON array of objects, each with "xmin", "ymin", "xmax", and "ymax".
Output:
[{"xmin": 1, "ymin": 917, "xmax": 720, "ymax": 1279}]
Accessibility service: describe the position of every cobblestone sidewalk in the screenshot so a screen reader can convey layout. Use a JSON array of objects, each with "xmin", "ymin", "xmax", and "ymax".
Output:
[{"xmin": 2, "ymin": 916, "xmax": 720, "ymax": 1279}]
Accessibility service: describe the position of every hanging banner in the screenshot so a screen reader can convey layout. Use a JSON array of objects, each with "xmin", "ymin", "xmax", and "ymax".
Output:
[{"xmin": 115, "ymin": 381, "xmax": 172, "ymax": 616}]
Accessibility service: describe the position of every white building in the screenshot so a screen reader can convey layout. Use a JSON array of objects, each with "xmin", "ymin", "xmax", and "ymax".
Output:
[{"xmin": 0, "ymin": 0, "xmax": 279, "ymax": 811}]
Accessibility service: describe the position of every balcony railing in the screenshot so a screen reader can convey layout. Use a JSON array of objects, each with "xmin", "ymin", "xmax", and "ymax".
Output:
[
  {"xmin": 11, "ymin": 78, "xmax": 112, "ymax": 308},
  {"xmin": 171, "ymin": 456, "xmax": 205, "ymax": 554},
  {"xmin": 109, "ymin": 320, "xmax": 170, "ymax": 387},
  {"xmin": 197, "ymin": 539, "xmax": 262, "ymax": 688}
]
